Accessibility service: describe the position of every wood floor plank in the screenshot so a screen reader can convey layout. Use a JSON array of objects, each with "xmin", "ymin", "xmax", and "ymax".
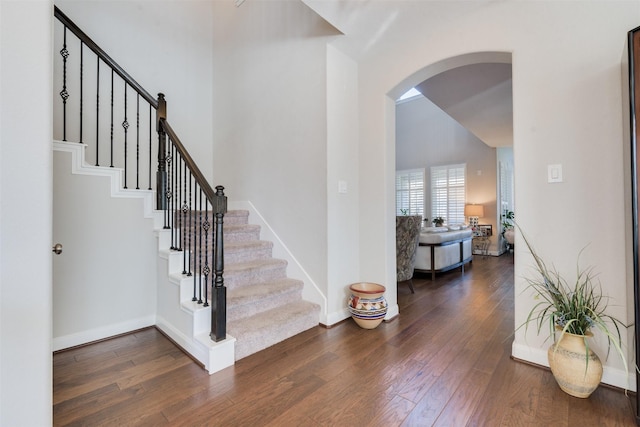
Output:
[
  {"xmin": 160, "ymin": 387, "xmax": 235, "ymax": 424},
  {"xmin": 432, "ymin": 368, "xmax": 493, "ymax": 426},
  {"xmin": 53, "ymin": 359, "xmax": 136, "ymax": 405},
  {"xmin": 53, "ymin": 254, "xmax": 639, "ymax": 426},
  {"xmin": 53, "ymin": 383, "xmax": 144, "ymax": 426}
]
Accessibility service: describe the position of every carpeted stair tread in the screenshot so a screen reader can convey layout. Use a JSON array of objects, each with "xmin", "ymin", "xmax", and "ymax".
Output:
[
  {"xmin": 176, "ymin": 209, "xmax": 249, "ymax": 226},
  {"xmin": 228, "ymin": 301, "xmax": 320, "ymax": 360},
  {"xmin": 223, "ymin": 258, "xmax": 289, "ymax": 289},
  {"xmin": 228, "ymin": 278, "xmax": 303, "ymax": 304},
  {"xmin": 224, "ymin": 240, "xmax": 273, "ymax": 262},
  {"xmin": 223, "ymin": 224, "xmax": 261, "ymax": 242},
  {"xmin": 225, "ymin": 239, "xmax": 272, "ymax": 250},
  {"xmin": 179, "ymin": 222, "xmax": 259, "ymax": 236},
  {"xmin": 225, "ymin": 257, "xmax": 287, "ymax": 273},
  {"xmin": 227, "ymin": 278, "xmax": 304, "ymax": 321}
]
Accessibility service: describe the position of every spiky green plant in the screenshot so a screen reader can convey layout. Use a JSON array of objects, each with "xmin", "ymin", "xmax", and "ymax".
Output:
[{"xmin": 518, "ymin": 227, "xmax": 628, "ymax": 372}]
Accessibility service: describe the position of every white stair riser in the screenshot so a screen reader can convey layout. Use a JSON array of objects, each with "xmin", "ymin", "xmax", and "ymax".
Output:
[{"xmin": 155, "ymin": 229, "xmax": 172, "ymax": 251}]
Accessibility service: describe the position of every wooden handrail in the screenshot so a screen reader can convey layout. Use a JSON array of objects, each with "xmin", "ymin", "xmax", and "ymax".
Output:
[{"xmin": 159, "ymin": 119, "xmax": 216, "ymax": 202}]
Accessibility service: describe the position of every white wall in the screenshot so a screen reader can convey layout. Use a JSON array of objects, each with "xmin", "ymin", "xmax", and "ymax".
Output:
[
  {"xmin": 0, "ymin": 0, "xmax": 53, "ymax": 425},
  {"xmin": 326, "ymin": 44, "xmax": 360, "ymax": 323},
  {"xmin": 350, "ymin": 1, "xmax": 640, "ymax": 389},
  {"xmin": 52, "ymin": 149, "xmax": 158, "ymax": 350},
  {"xmin": 210, "ymin": 1, "xmax": 341, "ymax": 320},
  {"xmin": 396, "ymin": 96, "xmax": 499, "ymax": 253}
]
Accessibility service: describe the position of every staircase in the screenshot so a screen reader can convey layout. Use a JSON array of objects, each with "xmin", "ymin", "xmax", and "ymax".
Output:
[
  {"xmin": 156, "ymin": 207, "xmax": 320, "ymax": 372},
  {"xmin": 53, "ymin": 6, "xmax": 320, "ymax": 373},
  {"xmin": 221, "ymin": 210, "xmax": 320, "ymax": 360}
]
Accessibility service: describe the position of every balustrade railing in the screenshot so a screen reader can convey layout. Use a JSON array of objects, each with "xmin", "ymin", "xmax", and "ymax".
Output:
[{"xmin": 53, "ymin": 6, "xmax": 227, "ymax": 342}]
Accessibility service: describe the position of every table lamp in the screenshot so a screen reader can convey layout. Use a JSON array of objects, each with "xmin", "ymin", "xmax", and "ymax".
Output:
[{"xmin": 464, "ymin": 204, "xmax": 484, "ymax": 227}]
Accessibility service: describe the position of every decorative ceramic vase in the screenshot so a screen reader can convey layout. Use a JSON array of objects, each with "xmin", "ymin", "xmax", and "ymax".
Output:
[
  {"xmin": 347, "ymin": 282, "xmax": 387, "ymax": 329},
  {"xmin": 547, "ymin": 330, "xmax": 603, "ymax": 398}
]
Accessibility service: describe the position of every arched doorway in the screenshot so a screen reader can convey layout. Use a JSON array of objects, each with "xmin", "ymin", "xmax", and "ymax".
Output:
[{"xmin": 390, "ymin": 51, "xmax": 514, "ymax": 288}]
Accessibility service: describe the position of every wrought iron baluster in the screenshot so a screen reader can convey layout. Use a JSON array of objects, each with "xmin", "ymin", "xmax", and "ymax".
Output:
[
  {"xmin": 95, "ymin": 58, "xmax": 100, "ymax": 166},
  {"xmin": 181, "ymin": 158, "xmax": 188, "ymax": 274},
  {"xmin": 192, "ymin": 186, "xmax": 198, "ymax": 301},
  {"xmin": 166, "ymin": 140, "xmax": 173, "ymax": 236},
  {"xmin": 148, "ymin": 105, "xmax": 152, "ymax": 190},
  {"xmin": 173, "ymin": 144, "xmax": 179, "ymax": 249},
  {"xmin": 203, "ymin": 204, "xmax": 210, "ymax": 307},
  {"xmin": 79, "ymin": 40, "xmax": 83, "ymax": 143},
  {"xmin": 159, "ymin": 127, "xmax": 169, "ymax": 229},
  {"xmin": 168, "ymin": 144, "xmax": 180, "ymax": 251},
  {"xmin": 156, "ymin": 94, "xmax": 167, "ymax": 210},
  {"xmin": 187, "ymin": 174, "xmax": 193, "ymax": 277},
  {"xmin": 175, "ymin": 155, "xmax": 182, "ymax": 255},
  {"xmin": 136, "ymin": 94, "xmax": 140, "ymax": 190},
  {"xmin": 198, "ymin": 191, "xmax": 209, "ymax": 307},
  {"xmin": 59, "ymin": 26, "xmax": 69, "ymax": 142},
  {"xmin": 110, "ymin": 68, "xmax": 114, "ymax": 168},
  {"xmin": 122, "ymin": 82, "xmax": 129, "ymax": 188}
]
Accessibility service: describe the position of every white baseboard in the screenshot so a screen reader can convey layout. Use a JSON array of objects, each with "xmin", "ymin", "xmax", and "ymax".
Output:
[
  {"xmin": 53, "ymin": 315, "xmax": 156, "ymax": 351},
  {"xmin": 385, "ymin": 303, "xmax": 400, "ymax": 321},
  {"xmin": 325, "ymin": 307, "xmax": 351, "ymax": 326},
  {"xmin": 511, "ymin": 341, "xmax": 636, "ymax": 392},
  {"xmin": 156, "ymin": 315, "xmax": 236, "ymax": 374}
]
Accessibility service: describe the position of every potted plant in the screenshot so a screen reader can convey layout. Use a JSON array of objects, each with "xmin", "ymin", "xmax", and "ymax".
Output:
[
  {"xmin": 432, "ymin": 217, "xmax": 445, "ymax": 227},
  {"xmin": 519, "ymin": 229, "xmax": 628, "ymax": 398},
  {"xmin": 501, "ymin": 210, "xmax": 514, "ymax": 233},
  {"xmin": 502, "ymin": 210, "xmax": 515, "ymax": 247}
]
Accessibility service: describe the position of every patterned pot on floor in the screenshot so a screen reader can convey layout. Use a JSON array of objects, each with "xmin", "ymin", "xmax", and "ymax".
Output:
[
  {"xmin": 547, "ymin": 330, "xmax": 603, "ymax": 398},
  {"xmin": 347, "ymin": 282, "xmax": 387, "ymax": 329}
]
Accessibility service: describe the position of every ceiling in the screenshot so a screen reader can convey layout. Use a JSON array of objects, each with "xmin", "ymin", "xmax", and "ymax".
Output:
[
  {"xmin": 300, "ymin": 0, "xmax": 514, "ymax": 148},
  {"xmin": 414, "ymin": 62, "xmax": 513, "ymax": 148}
]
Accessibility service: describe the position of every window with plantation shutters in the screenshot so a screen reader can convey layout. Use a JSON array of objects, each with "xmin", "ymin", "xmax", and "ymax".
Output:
[
  {"xmin": 396, "ymin": 169, "xmax": 424, "ymax": 217},
  {"xmin": 431, "ymin": 164, "xmax": 466, "ymax": 225}
]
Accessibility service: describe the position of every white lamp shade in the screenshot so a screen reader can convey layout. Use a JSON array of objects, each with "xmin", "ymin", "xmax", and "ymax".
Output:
[{"xmin": 464, "ymin": 204, "xmax": 484, "ymax": 217}]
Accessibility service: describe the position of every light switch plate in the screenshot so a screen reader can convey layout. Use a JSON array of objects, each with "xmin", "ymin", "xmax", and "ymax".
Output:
[
  {"xmin": 338, "ymin": 180, "xmax": 348, "ymax": 194},
  {"xmin": 548, "ymin": 164, "xmax": 563, "ymax": 183}
]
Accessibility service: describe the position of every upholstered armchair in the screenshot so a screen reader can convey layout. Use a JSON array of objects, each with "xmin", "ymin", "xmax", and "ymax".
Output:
[{"xmin": 396, "ymin": 215, "xmax": 422, "ymax": 293}]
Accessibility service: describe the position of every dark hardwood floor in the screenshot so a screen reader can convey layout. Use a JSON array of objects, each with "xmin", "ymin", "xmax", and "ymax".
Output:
[{"xmin": 54, "ymin": 254, "xmax": 638, "ymax": 426}]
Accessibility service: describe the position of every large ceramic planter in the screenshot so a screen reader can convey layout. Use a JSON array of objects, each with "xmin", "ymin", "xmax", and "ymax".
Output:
[
  {"xmin": 547, "ymin": 330, "xmax": 603, "ymax": 398},
  {"xmin": 504, "ymin": 228, "xmax": 515, "ymax": 245},
  {"xmin": 347, "ymin": 282, "xmax": 387, "ymax": 329}
]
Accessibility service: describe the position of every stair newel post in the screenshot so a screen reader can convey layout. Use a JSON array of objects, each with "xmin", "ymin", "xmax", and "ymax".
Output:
[
  {"xmin": 156, "ymin": 93, "xmax": 168, "ymax": 217},
  {"xmin": 211, "ymin": 185, "xmax": 227, "ymax": 342}
]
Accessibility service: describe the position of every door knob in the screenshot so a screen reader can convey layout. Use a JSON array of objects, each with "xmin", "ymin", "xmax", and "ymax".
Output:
[{"xmin": 52, "ymin": 243, "xmax": 63, "ymax": 255}]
